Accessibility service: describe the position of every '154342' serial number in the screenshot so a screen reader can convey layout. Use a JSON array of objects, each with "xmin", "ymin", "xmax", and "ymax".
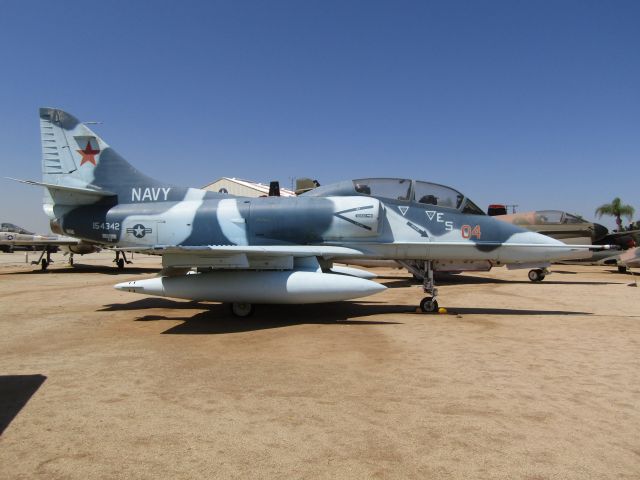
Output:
[{"xmin": 92, "ymin": 222, "xmax": 120, "ymax": 231}]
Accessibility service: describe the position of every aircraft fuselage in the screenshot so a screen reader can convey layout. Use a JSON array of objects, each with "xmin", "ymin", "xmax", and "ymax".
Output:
[{"xmin": 55, "ymin": 189, "xmax": 577, "ymax": 265}]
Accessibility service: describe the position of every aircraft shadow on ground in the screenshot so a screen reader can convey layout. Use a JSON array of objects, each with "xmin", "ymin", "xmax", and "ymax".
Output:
[
  {"xmin": 100, "ymin": 298, "xmax": 591, "ymax": 334},
  {"xmin": 605, "ymin": 268, "xmax": 639, "ymax": 276},
  {"xmin": 0, "ymin": 374, "xmax": 47, "ymax": 436},
  {"xmin": 4, "ymin": 265, "xmax": 160, "ymax": 276},
  {"xmin": 101, "ymin": 299, "xmax": 406, "ymax": 334},
  {"xmin": 380, "ymin": 273, "xmax": 621, "ymax": 288},
  {"xmin": 443, "ymin": 307, "xmax": 591, "ymax": 316}
]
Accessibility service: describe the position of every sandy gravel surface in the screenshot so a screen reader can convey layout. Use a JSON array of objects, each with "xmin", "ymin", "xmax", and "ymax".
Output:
[{"xmin": 1, "ymin": 251, "xmax": 639, "ymax": 479}]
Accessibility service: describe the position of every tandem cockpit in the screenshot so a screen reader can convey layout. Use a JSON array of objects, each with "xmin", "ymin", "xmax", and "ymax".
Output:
[{"xmin": 303, "ymin": 178, "xmax": 485, "ymax": 215}]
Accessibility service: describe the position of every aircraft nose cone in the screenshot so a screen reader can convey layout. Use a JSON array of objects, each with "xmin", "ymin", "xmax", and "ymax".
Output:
[
  {"xmin": 512, "ymin": 229, "xmax": 566, "ymax": 246},
  {"xmin": 530, "ymin": 231, "xmax": 592, "ymax": 261}
]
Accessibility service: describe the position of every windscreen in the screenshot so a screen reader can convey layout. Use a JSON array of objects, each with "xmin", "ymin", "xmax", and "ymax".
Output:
[
  {"xmin": 414, "ymin": 181, "xmax": 464, "ymax": 209},
  {"xmin": 352, "ymin": 178, "xmax": 412, "ymax": 201},
  {"xmin": 462, "ymin": 199, "xmax": 486, "ymax": 215}
]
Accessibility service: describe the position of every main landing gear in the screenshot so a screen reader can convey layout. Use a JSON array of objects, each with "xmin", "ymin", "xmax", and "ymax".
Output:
[
  {"xmin": 32, "ymin": 247, "xmax": 53, "ymax": 271},
  {"xmin": 419, "ymin": 260, "xmax": 439, "ymax": 313},
  {"xmin": 114, "ymin": 251, "xmax": 133, "ymax": 270},
  {"xmin": 230, "ymin": 302, "xmax": 255, "ymax": 318},
  {"xmin": 528, "ymin": 268, "xmax": 548, "ymax": 282}
]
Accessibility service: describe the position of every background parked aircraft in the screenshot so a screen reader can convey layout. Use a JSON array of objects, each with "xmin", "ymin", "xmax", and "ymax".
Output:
[
  {"xmin": 491, "ymin": 209, "xmax": 637, "ymax": 246},
  {"xmin": 0, "ymin": 222, "xmax": 129, "ymax": 270}
]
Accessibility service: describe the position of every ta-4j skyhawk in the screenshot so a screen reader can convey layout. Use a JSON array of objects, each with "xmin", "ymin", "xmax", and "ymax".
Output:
[{"xmin": 15, "ymin": 108, "xmax": 596, "ymax": 316}]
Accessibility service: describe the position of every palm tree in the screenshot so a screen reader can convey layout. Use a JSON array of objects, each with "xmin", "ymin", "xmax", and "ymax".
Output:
[{"xmin": 595, "ymin": 198, "xmax": 635, "ymax": 231}]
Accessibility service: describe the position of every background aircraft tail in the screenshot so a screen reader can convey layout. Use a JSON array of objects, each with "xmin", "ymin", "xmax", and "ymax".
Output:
[{"xmin": 38, "ymin": 107, "xmax": 178, "ymax": 215}]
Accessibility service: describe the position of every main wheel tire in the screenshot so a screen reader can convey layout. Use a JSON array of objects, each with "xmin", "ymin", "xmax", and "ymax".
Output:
[
  {"xmin": 420, "ymin": 297, "xmax": 439, "ymax": 313},
  {"xmin": 618, "ymin": 265, "xmax": 628, "ymax": 273},
  {"xmin": 41, "ymin": 259, "xmax": 48, "ymax": 271},
  {"xmin": 117, "ymin": 258, "xmax": 125, "ymax": 270},
  {"xmin": 231, "ymin": 302, "xmax": 254, "ymax": 318},
  {"xmin": 528, "ymin": 269, "xmax": 544, "ymax": 282}
]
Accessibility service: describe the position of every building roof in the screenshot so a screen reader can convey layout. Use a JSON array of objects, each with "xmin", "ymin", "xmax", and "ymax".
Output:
[{"xmin": 202, "ymin": 177, "xmax": 296, "ymax": 197}]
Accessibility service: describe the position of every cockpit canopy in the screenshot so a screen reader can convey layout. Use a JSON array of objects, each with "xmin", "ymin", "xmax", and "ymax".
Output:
[
  {"xmin": 0, "ymin": 223, "xmax": 34, "ymax": 234},
  {"xmin": 303, "ymin": 178, "xmax": 485, "ymax": 215},
  {"xmin": 532, "ymin": 210, "xmax": 586, "ymax": 225}
]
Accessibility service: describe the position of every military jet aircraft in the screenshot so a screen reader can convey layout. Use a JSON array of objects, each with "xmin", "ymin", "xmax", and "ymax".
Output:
[
  {"xmin": 616, "ymin": 247, "xmax": 640, "ymax": 272},
  {"xmin": 14, "ymin": 108, "xmax": 596, "ymax": 316},
  {"xmin": 491, "ymin": 209, "xmax": 637, "ymax": 276},
  {"xmin": 591, "ymin": 246, "xmax": 639, "ymax": 274},
  {"xmin": 0, "ymin": 222, "xmax": 105, "ymax": 269},
  {"xmin": 493, "ymin": 210, "xmax": 604, "ymax": 245},
  {"xmin": 492, "ymin": 209, "xmax": 637, "ymax": 247}
]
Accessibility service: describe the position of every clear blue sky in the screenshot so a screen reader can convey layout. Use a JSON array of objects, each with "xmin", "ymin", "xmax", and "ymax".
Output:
[{"xmin": 1, "ymin": 0, "xmax": 638, "ymax": 232}]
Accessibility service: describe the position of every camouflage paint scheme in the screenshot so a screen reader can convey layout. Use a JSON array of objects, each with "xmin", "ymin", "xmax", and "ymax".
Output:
[
  {"xmin": 495, "ymin": 211, "xmax": 637, "ymax": 267},
  {"xmin": 19, "ymin": 108, "xmax": 593, "ymax": 310},
  {"xmin": 495, "ymin": 210, "xmax": 606, "ymax": 245}
]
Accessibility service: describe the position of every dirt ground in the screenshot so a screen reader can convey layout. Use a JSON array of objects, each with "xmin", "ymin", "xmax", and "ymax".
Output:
[{"xmin": 1, "ymin": 251, "xmax": 639, "ymax": 479}]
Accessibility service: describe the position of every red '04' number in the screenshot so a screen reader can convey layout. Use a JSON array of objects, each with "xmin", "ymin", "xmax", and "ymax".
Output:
[{"xmin": 461, "ymin": 225, "xmax": 481, "ymax": 239}]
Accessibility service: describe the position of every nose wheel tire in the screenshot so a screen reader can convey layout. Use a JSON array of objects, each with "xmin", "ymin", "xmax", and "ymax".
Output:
[
  {"xmin": 231, "ymin": 302, "xmax": 254, "ymax": 318},
  {"xmin": 41, "ymin": 259, "xmax": 49, "ymax": 271},
  {"xmin": 528, "ymin": 269, "xmax": 546, "ymax": 282},
  {"xmin": 420, "ymin": 297, "xmax": 439, "ymax": 313},
  {"xmin": 117, "ymin": 258, "xmax": 125, "ymax": 270}
]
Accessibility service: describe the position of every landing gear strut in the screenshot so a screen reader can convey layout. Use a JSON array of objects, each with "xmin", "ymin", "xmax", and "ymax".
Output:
[
  {"xmin": 114, "ymin": 251, "xmax": 133, "ymax": 270},
  {"xmin": 32, "ymin": 247, "xmax": 53, "ymax": 271},
  {"xmin": 419, "ymin": 260, "xmax": 439, "ymax": 313},
  {"xmin": 398, "ymin": 260, "xmax": 441, "ymax": 313}
]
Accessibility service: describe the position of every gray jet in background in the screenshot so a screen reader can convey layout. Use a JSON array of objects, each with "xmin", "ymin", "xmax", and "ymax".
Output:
[
  {"xmin": 0, "ymin": 222, "xmax": 103, "ymax": 269},
  {"xmin": 13, "ymin": 108, "xmax": 596, "ymax": 316}
]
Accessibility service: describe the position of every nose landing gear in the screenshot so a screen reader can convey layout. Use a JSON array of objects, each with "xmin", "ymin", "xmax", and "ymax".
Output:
[
  {"xmin": 420, "ymin": 296, "xmax": 439, "ymax": 313},
  {"xmin": 398, "ymin": 260, "xmax": 442, "ymax": 313},
  {"xmin": 528, "ymin": 268, "xmax": 548, "ymax": 282},
  {"xmin": 419, "ymin": 260, "xmax": 439, "ymax": 313}
]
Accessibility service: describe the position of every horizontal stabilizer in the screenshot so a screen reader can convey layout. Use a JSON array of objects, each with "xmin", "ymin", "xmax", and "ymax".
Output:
[{"xmin": 7, "ymin": 178, "xmax": 117, "ymax": 197}]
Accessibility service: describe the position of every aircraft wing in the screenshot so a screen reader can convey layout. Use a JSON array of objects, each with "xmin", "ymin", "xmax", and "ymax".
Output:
[
  {"xmin": 116, "ymin": 245, "xmax": 367, "ymax": 269},
  {"xmin": 0, "ymin": 233, "xmax": 81, "ymax": 247},
  {"xmin": 117, "ymin": 241, "xmax": 607, "ymax": 269}
]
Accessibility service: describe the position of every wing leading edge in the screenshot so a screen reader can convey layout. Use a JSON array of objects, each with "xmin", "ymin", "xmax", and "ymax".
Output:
[{"xmin": 115, "ymin": 245, "xmax": 367, "ymax": 269}]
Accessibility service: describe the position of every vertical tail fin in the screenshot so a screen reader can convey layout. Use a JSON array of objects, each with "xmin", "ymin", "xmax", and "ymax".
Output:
[
  {"xmin": 38, "ymin": 108, "xmax": 179, "ymax": 210},
  {"xmin": 40, "ymin": 108, "xmax": 81, "ymax": 178}
]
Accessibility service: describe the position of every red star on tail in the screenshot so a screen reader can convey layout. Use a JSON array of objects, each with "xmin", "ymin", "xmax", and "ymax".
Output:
[{"xmin": 77, "ymin": 141, "xmax": 100, "ymax": 166}]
